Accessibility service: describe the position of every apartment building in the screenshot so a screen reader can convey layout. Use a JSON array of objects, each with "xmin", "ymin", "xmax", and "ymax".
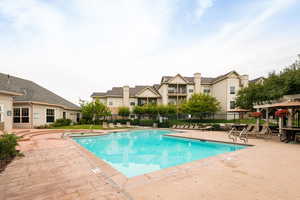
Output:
[{"xmin": 91, "ymin": 71, "xmax": 252, "ymax": 118}]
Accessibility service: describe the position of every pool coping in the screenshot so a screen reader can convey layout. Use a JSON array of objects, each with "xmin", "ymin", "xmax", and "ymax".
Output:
[
  {"xmin": 68, "ymin": 128, "xmax": 254, "ymax": 190},
  {"xmin": 164, "ymin": 134, "xmax": 255, "ymax": 147}
]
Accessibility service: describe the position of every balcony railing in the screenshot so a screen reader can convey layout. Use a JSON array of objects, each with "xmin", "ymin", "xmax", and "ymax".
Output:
[{"xmin": 168, "ymin": 90, "xmax": 187, "ymax": 95}]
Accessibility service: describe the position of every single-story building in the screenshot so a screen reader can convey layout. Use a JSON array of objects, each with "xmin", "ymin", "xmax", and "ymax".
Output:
[{"xmin": 0, "ymin": 73, "xmax": 80, "ymax": 132}]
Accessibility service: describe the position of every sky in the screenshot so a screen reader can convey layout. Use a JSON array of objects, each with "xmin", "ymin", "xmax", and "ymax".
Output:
[{"xmin": 0, "ymin": 0, "xmax": 300, "ymax": 105}]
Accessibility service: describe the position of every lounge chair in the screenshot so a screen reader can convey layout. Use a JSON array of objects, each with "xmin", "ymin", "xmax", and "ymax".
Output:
[
  {"xmin": 188, "ymin": 124, "xmax": 194, "ymax": 129},
  {"xmin": 248, "ymin": 124, "xmax": 272, "ymax": 139},
  {"xmin": 102, "ymin": 122, "xmax": 108, "ymax": 129},
  {"xmin": 116, "ymin": 123, "xmax": 123, "ymax": 128},
  {"xmin": 126, "ymin": 121, "xmax": 132, "ymax": 127},
  {"xmin": 193, "ymin": 124, "xmax": 200, "ymax": 129},
  {"xmin": 198, "ymin": 126, "xmax": 212, "ymax": 131},
  {"xmin": 177, "ymin": 125, "xmax": 184, "ymax": 129},
  {"xmin": 108, "ymin": 123, "xmax": 115, "ymax": 128},
  {"xmin": 172, "ymin": 124, "xmax": 177, "ymax": 129},
  {"xmin": 185, "ymin": 124, "xmax": 190, "ymax": 129}
]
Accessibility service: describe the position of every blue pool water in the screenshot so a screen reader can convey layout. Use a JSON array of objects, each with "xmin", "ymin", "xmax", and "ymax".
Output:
[{"xmin": 73, "ymin": 129, "xmax": 246, "ymax": 177}]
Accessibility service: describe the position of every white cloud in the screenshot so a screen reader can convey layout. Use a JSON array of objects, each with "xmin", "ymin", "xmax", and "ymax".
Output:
[
  {"xmin": 195, "ymin": 0, "xmax": 215, "ymax": 19},
  {"xmin": 0, "ymin": 0, "xmax": 299, "ymax": 104}
]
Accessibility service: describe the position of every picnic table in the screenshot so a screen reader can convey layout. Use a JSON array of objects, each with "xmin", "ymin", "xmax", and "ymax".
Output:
[{"xmin": 280, "ymin": 127, "xmax": 300, "ymax": 142}]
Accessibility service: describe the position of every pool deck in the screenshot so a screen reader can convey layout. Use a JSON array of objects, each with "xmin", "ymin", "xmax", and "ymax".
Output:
[{"xmin": 1, "ymin": 128, "xmax": 300, "ymax": 200}]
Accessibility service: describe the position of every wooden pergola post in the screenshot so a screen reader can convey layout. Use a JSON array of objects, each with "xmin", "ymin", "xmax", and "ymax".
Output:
[
  {"xmin": 256, "ymin": 108, "xmax": 260, "ymax": 132},
  {"xmin": 265, "ymin": 107, "xmax": 269, "ymax": 126}
]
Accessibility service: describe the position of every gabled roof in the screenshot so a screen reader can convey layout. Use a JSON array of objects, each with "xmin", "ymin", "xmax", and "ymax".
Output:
[
  {"xmin": 161, "ymin": 71, "xmax": 239, "ymax": 85},
  {"xmin": 91, "ymin": 85, "xmax": 161, "ymax": 98},
  {"xmin": 0, "ymin": 73, "xmax": 80, "ymax": 110},
  {"xmin": 249, "ymin": 77, "xmax": 265, "ymax": 84},
  {"xmin": 135, "ymin": 86, "xmax": 161, "ymax": 97}
]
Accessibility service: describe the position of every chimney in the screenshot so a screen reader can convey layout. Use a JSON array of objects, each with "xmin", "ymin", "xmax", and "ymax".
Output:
[
  {"xmin": 241, "ymin": 75, "xmax": 249, "ymax": 87},
  {"xmin": 194, "ymin": 73, "xmax": 201, "ymax": 94},
  {"xmin": 123, "ymin": 86, "xmax": 130, "ymax": 107}
]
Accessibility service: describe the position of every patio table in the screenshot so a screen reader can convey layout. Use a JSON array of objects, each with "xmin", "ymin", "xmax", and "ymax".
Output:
[{"xmin": 280, "ymin": 127, "xmax": 300, "ymax": 142}]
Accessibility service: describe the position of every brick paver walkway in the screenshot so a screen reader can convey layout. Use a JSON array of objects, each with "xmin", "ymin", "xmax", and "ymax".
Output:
[{"xmin": 0, "ymin": 133, "xmax": 130, "ymax": 200}]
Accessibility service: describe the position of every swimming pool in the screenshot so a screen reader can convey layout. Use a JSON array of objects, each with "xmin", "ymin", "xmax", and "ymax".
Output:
[{"xmin": 73, "ymin": 129, "xmax": 246, "ymax": 177}]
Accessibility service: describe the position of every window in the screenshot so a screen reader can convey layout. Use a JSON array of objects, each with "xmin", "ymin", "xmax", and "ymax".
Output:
[
  {"xmin": 13, "ymin": 108, "xmax": 29, "ymax": 123},
  {"xmin": 130, "ymin": 102, "xmax": 135, "ymax": 106},
  {"xmin": 0, "ymin": 105, "xmax": 3, "ymax": 122},
  {"xmin": 63, "ymin": 112, "xmax": 66, "ymax": 119},
  {"xmin": 109, "ymin": 102, "xmax": 113, "ymax": 106},
  {"xmin": 230, "ymin": 86, "xmax": 235, "ymax": 94},
  {"xmin": 189, "ymin": 89, "xmax": 194, "ymax": 93},
  {"xmin": 203, "ymin": 88, "xmax": 210, "ymax": 94},
  {"xmin": 230, "ymin": 101, "xmax": 236, "ymax": 109},
  {"xmin": 46, "ymin": 109, "xmax": 55, "ymax": 123}
]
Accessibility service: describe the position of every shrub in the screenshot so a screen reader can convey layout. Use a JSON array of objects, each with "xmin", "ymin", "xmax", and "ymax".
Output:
[
  {"xmin": 34, "ymin": 124, "xmax": 52, "ymax": 129},
  {"xmin": 52, "ymin": 118, "xmax": 72, "ymax": 127},
  {"xmin": 211, "ymin": 124, "xmax": 221, "ymax": 131},
  {"xmin": 158, "ymin": 121, "xmax": 171, "ymax": 128},
  {"xmin": 0, "ymin": 134, "xmax": 22, "ymax": 171},
  {"xmin": 118, "ymin": 107, "xmax": 130, "ymax": 117},
  {"xmin": 130, "ymin": 119, "xmax": 157, "ymax": 126}
]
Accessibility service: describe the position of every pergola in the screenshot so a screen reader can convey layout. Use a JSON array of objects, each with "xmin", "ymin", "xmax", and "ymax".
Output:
[{"xmin": 254, "ymin": 100, "xmax": 300, "ymax": 134}]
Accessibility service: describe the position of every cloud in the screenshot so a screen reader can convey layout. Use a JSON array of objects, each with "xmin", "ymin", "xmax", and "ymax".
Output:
[
  {"xmin": 0, "ymin": 0, "xmax": 299, "ymax": 104},
  {"xmin": 195, "ymin": 0, "xmax": 215, "ymax": 19}
]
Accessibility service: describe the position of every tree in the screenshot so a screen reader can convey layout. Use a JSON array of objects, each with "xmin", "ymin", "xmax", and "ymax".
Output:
[
  {"xmin": 181, "ymin": 94, "xmax": 220, "ymax": 115},
  {"xmin": 236, "ymin": 55, "xmax": 300, "ymax": 109},
  {"xmin": 118, "ymin": 107, "xmax": 130, "ymax": 118},
  {"xmin": 80, "ymin": 99, "xmax": 111, "ymax": 123}
]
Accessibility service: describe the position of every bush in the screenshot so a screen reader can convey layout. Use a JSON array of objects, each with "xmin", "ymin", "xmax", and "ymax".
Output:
[
  {"xmin": 0, "ymin": 134, "xmax": 22, "ymax": 171},
  {"xmin": 158, "ymin": 121, "xmax": 171, "ymax": 128},
  {"xmin": 211, "ymin": 124, "xmax": 221, "ymax": 131},
  {"xmin": 34, "ymin": 124, "xmax": 52, "ymax": 129},
  {"xmin": 130, "ymin": 119, "xmax": 157, "ymax": 126},
  {"xmin": 107, "ymin": 119, "xmax": 130, "ymax": 124},
  {"xmin": 118, "ymin": 107, "xmax": 130, "ymax": 117},
  {"xmin": 52, "ymin": 118, "xmax": 72, "ymax": 127}
]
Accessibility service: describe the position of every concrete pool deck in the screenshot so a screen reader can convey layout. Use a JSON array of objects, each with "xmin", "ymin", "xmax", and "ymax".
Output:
[{"xmin": 1, "ymin": 128, "xmax": 300, "ymax": 200}]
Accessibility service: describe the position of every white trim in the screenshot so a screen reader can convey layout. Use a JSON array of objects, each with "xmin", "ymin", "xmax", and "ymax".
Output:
[
  {"xmin": 0, "ymin": 104, "xmax": 4, "ymax": 122},
  {"xmin": 13, "ymin": 107, "xmax": 30, "ymax": 124},
  {"xmin": 46, "ymin": 108, "xmax": 55, "ymax": 123}
]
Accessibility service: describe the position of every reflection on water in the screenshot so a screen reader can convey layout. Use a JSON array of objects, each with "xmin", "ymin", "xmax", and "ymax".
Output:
[{"xmin": 74, "ymin": 130, "xmax": 246, "ymax": 177}]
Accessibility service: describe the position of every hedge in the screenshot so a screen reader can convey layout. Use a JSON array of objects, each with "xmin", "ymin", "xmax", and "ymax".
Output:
[{"xmin": 0, "ymin": 134, "xmax": 22, "ymax": 172}]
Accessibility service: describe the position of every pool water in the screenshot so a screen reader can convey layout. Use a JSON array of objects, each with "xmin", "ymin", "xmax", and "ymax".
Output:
[{"xmin": 73, "ymin": 129, "xmax": 246, "ymax": 177}]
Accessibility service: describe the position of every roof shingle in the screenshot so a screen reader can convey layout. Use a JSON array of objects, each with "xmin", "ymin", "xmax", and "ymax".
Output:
[{"xmin": 0, "ymin": 73, "xmax": 80, "ymax": 110}]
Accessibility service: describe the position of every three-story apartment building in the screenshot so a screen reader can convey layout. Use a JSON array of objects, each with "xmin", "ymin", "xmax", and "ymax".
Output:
[{"xmin": 91, "ymin": 71, "xmax": 250, "ymax": 118}]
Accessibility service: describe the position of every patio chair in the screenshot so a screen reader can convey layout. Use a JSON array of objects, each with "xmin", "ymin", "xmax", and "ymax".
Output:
[
  {"xmin": 126, "ymin": 121, "xmax": 132, "ymax": 127},
  {"xmin": 102, "ymin": 122, "xmax": 108, "ymax": 129},
  {"xmin": 108, "ymin": 123, "xmax": 115, "ymax": 128},
  {"xmin": 188, "ymin": 124, "xmax": 194, "ymax": 129},
  {"xmin": 198, "ymin": 126, "xmax": 213, "ymax": 131},
  {"xmin": 182, "ymin": 124, "xmax": 189, "ymax": 129},
  {"xmin": 177, "ymin": 124, "xmax": 184, "ymax": 129},
  {"xmin": 248, "ymin": 124, "xmax": 272, "ymax": 139},
  {"xmin": 116, "ymin": 123, "xmax": 123, "ymax": 128},
  {"xmin": 193, "ymin": 124, "xmax": 200, "ymax": 129}
]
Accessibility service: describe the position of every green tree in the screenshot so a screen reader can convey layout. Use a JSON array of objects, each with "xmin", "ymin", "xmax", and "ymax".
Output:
[
  {"xmin": 118, "ymin": 107, "xmax": 130, "ymax": 118},
  {"xmin": 80, "ymin": 99, "xmax": 111, "ymax": 123},
  {"xmin": 181, "ymin": 94, "xmax": 220, "ymax": 115},
  {"xmin": 236, "ymin": 55, "xmax": 300, "ymax": 109}
]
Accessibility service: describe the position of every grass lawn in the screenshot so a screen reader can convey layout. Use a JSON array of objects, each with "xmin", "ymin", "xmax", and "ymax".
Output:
[{"xmin": 50, "ymin": 124, "xmax": 130, "ymax": 130}]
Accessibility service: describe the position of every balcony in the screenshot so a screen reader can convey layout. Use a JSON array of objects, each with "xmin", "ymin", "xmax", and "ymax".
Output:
[
  {"xmin": 168, "ymin": 90, "xmax": 187, "ymax": 96},
  {"xmin": 168, "ymin": 86, "xmax": 187, "ymax": 96}
]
